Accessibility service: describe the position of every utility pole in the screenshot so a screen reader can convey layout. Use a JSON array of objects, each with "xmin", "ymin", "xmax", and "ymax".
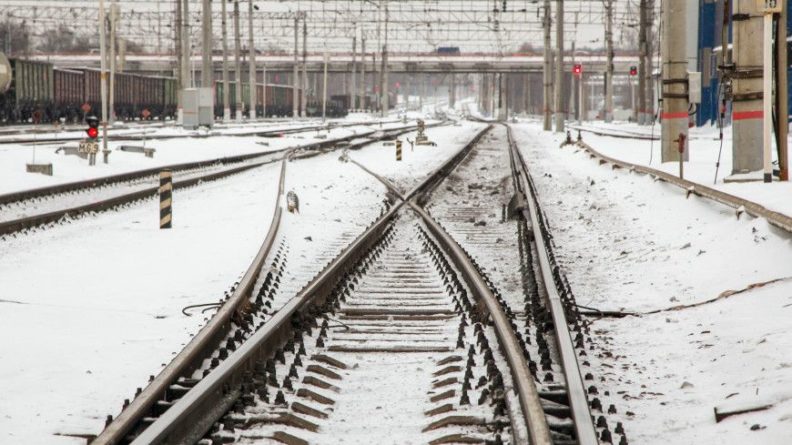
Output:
[
  {"xmin": 182, "ymin": 0, "xmax": 191, "ymax": 90},
  {"xmin": 201, "ymin": 0, "xmax": 212, "ymax": 89},
  {"xmin": 449, "ymin": 74, "xmax": 456, "ymax": 108},
  {"xmin": 543, "ymin": 0, "xmax": 552, "ymax": 130},
  {"xmin": 262, "ymin": 64, "xmax": 267, "ymax": 117},
  {"xmin": 293, "ymin": 16, "xmax": 299, "ymax": 118},
  {"xmin": 731, "ymin": 0, "xmax": 762, "ymax": 173},
  {"xmin": 604, "ymin": 0, "xmax": 614, "ymax": 122},
  {"xmin": 221, "ymin": 0, "xmax": 230, "ymax": 121},
  {"xmin": 108, "ymin": 1, "xmax": 118, "ymax": 124},
  {"xmin": 554, "ymin": 0, "xmax": 564, "ymax": 132},
  {"xmin": 645, "ymin": 0, "xmax": 655, "ymax": 124},
  {"xmin": 360, "ymin": 37, "xmax": 366, "ymax": 111},
  {"xmin": 175, "ymin": 0, "xmax": 183, "ymax": 123},
  {"xmin": 381, "ymin": 1, "xmax": 389, "ymax": 117},
  {"xmin": 777, "ymin": 3, "xmax": 789, "ymax": 181},
  {"xmin": 247, "ymin": 0, "xmax": 256, "ymax": 119},
  {"xmin": 301, "ymin": 19, "xmax": 307, "ymax": 118},
  {"xmin": 660, "ymin": 0, "xmax": 689, "ymax": 162},
  {"xmin": 638, "ymin": 0, "xmax": 648, "ymax": 125},
  {"xmin": 351, "ymin": 34, "xmax": 357, "ymax": 110},
  {"xmin": 322, "ymin": 50, "xmax": 328, "ymax": 122},
  {"xmin": 99, "ymin": 0, "xmax": 109, "ymax": 160},
  {"xmin": 233, "ymin": 0, "xmax": 243, "ymax": 121}
]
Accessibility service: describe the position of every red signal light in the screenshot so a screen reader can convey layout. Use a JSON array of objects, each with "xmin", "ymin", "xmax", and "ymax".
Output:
[
  {"xmin": 86, "ymin": 127, "xmax": 99, "ymax": 139},
  {"xmin": 629, "ymin": 66, "xmax": 638, "ymax": 76},
  {"xmin": 572, "ymin": 64, "xmax": 582, "ymax": 76}
]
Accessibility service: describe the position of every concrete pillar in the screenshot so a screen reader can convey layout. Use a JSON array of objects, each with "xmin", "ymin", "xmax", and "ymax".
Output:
[
  {"xmin": 731, "ymin": 0, "xmax": 763, "ymax": 174},
  {"xmin": 233, "ymin": 0, "xmax": 243, "ymax": 121},
  {"xmin": 201, "ymin": 0, "xmax": 213, "ymax": 89},
  {"xmin": 661, "ymin": 0, "xmax": 689, "ymax": 162}
]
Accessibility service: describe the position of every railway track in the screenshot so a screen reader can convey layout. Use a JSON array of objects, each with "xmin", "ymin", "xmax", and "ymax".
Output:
[
  {"xmin": 0, "ymin": 122, "xmax": 434, "ymax": 237},
  {"xmin": 90, "ymin": 122, "xmax": 616, "ymax": 445},
  {"xmin": 0, "ymin": 119, "xmax": 401, "ymax": 145}
]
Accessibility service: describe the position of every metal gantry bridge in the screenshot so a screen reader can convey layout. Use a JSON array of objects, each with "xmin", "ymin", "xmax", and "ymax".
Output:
[{"xmin": 0, "ymin": 0, "xmax": 654, "ymax": 54}]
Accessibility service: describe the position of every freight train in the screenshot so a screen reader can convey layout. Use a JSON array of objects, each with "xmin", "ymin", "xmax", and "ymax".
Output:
[
  {"xmin": 0, "ymin": 53, "xmax": 177, "ymax": 123},
  {"xmin": 0, "ymin": 53, "xmax": 355, "ymax": 124}
]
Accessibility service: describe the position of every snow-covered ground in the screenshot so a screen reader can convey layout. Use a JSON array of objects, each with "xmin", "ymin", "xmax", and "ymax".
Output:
[
  {"xmin": 0, "ymin": 118, "xmax": 485, "ymax": 444},
  {"xmin": 570, "ymin": 119, "xmax": 792, "ymax": 217},
  {"xmin": 512, "ymin": 122, "xmax": 792, "ymax": 444},
  {"xmin": 0, "ymin": 119, "xmax": 420, "ymax": 196}
]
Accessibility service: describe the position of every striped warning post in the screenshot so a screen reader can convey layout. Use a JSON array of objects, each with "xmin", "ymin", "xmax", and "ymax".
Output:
[
  {"xmin": 396, "ymin": 139, "xmax": 403, "ymax": 161},
  {"xmin": 159, "ymin": 169, "xmax": 173, "ymax": 229}
]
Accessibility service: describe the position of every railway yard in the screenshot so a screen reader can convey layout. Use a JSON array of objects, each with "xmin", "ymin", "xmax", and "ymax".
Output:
[
  {"xmin": 0, "ymin": 107, "xmax": 789, "ymax": 445},
  {"xmin": 2, "ymin": 0, "xmax": 792, "ymax": 443}
]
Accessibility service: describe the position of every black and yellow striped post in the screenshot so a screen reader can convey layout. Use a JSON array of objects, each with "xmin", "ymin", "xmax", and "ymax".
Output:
[
  {"xmin": 159, "ymin": 169, "xmax": 173, "ymax": 229},
  {"xmin": 396, "ymin": 139, "xmax": 403, "ymax": 161}
]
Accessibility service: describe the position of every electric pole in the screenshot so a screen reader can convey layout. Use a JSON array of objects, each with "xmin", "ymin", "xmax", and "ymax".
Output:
[
  {"xmin": 351, "ymin": 34, "xmax": 357, "ymax": 110},
  {"xmin": 638, "ymin": 0, "xmax": 648, "ymax": 125},
  {"xmin": 175, "ymin": 0, "xmax": 183, "ymax": 123},
  {"xmin": 247, "ymin": 0, "xmax": 256, "ymax": 119},
  {"xmin": 381, "ymin": 1, "xmax": 389, "ymax": 117},
  {"xmin": 604, "ymin": 0, "xmax": 614, "ymax": 122},
  {"xmin": 554, "ymin": 0, "xmax": 564, "ymax": 132},
  {"xmin": 301, "ymin": 19, "xmax": 307, "ymax": 118},
  {"xmin": 108, "ymin": 1, "xmax": 118, "ymax": 124},
  {"xmin": 221, "ymin": 0, "xmax": 230, "ymax": 121},
  {"xmin": 360, "ymin": 37, "xmax": 366, "ymax": 111},
  {"xmin": 181, "ymin": 0, "xmax": 191, "ymax": 90},
  {"xmin": 99, "ymin": 0, "xmax": 109, "ymax": 157},
  {"xmin": 233, "ymin": 0, "xmax": 243, "ymax": 121},
  {"xmin": 322, "ymin": 50, "xmax": 328, "ymax": 122},
  {"xmin": 777, "ymin": 3, "xmax": 789, "ymax": 181},
  {"xmin": 731, "ymin": 0, "xmax": 763, "ymax": 174},
  {"xmin": 293, "ymin": 16, "xmax": 299, "ymax": 118},
  {"xmin": 543, "ymin": 0, "xmax": 552, "ymax": 130},
  {"xmin": 660, "ymin": 0, "xmax": 688, "ymax": 162},
  {"xmin": 201, "ymin": 0, "xmax": 212, "ymax": 90}
]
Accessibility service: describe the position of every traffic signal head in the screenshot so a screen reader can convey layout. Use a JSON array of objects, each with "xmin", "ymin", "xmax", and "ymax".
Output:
[
  {"xmin": 572, "ymin": 64, "xmax": 582, "ymax": 76},
  {"xmin": 85, "ymin": 115, "xmax": 99, "ymax": 139},
  {"xmin": 630, "ymin": 66, "xmax": 638, "ymax": 76}
]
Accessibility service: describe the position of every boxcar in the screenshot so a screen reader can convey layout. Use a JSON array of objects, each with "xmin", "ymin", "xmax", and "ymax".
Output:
[
  {"xmin": 53, "ymin": 68, "xmax": 84, "ymax": 122},
  {"xmin": 0, "ymin": 58, "xmax": 54, "ymax": 122}
]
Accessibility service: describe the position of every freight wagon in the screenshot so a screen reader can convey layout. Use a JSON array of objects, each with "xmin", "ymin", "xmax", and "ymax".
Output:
[
  {"xmin": 0, "ymin": 52, "xmax": 177, "ymax": 124},
  {"xmin": 215, "ymin": 81, "xmax": 303, "ymax": 118}
]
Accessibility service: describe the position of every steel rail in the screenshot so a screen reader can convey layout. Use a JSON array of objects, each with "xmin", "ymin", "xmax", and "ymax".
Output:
[
  {"xmin": 349, "ymin": 126, "xmax": 553, "ymax": 445},
  {"xmin": 0, "ymin": 122, "xmax": 437, "ymax": 236},
  {"xmin": 0, "ymin": 122, "xmax": 387, "ymax": 206},
  {"xmin": 0, "ymin": 119, "xmax": 401, "ymax": 145},
  {"xmin": 92, "ymin": 156, "xmax": 288, "ymax": 445},
  {"xmin": 568, "ymin": 124, "xmax": 659, "ymax": 141},
  {"xmin": 574, "ymin": 140, "xmax": 792, "ymax": 233},
  {"xmin": 126, "ymin": 123, "xmax": 485, "ymax": 445},
  {"xmin": 91, "ymin": 120, "xmax": 448, "ymax": 444},
  {"xmin": 506, "ymin": 125, "xmax": 600, "ymax": 445}
]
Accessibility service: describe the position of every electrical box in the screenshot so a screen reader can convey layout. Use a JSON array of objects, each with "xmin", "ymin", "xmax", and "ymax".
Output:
[
  {"xmin": 688, "ymin": 71, "xmax": 702, "ymax": 104},
  {"xmin": 182, "ymin": 88, "xmax": 214, "ymax": 129},
  {"xmin": 757, "ymin": 0, "xmax": 783, "ymax": 13}
]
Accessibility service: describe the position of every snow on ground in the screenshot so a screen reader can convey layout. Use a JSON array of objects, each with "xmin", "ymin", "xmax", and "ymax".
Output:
[
  {"xmin": 570, "ymin": 119, "xmax": 792, "ymax": 217},
  {"xmin": 349, "ymin": 121, "xmax": 488, "ymax": 192},
  {"xmin": 0, "ymin": 117, "xmax": 477, "ymax": 444},
  {"xmin": 511, "ymin": 122, "xmax": 792, "ymax": 444},
  {"xmin": 0, "ymin": 119, "xmax": 421, "ymax": 196},
  {"xmin": 0, "ymin": 163, "xmax": 281, "ymax": 444}
]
